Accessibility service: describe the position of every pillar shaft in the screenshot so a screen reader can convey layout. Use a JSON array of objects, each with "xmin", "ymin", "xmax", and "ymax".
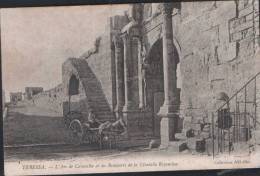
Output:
[
  {"xmin": 138, "ymin": 40, "xmax": 144, "ymax": 109},
  {"xmin": 158, "ymin": 3, "xmax": 178, "ymax": 115},
  {"xmin": 122, "ymin": 33, "xmax": 134, "ymax": 111},
  {"xmin": 113, "ymin": 35, "xmax": 124, "ymax": 117},
  {"xmin": 158, "ymin": 3, "xmax": 180, "ymax": 147}
]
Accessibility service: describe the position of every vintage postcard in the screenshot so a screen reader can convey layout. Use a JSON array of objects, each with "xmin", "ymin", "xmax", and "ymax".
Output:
[{"xmin": 1, "ymin": 1, "xmax": 260, "ymax": 175}]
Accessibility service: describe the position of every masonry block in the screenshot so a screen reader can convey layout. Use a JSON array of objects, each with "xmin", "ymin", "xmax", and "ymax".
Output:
[
  {"xmin": 175, "ymin": 132, "xmax": 187, "ymax": 141},
  {"xmin": 200, "ymin": 131, "xmax": 211, "ymax": 139},
  {"xmin": 196, "ymin": 138, "xmax": 206, "ymax": 153},
  {"xmin": 187, "ymin": 137, "xmax": 197, "ymax": 150},
  {"xmin": 169, "ymin": 141, "xmax": 188, "ymax": 152},
  {"xmin": 184, "ymin": 128, "xmax": 195, "ymax": 138}
]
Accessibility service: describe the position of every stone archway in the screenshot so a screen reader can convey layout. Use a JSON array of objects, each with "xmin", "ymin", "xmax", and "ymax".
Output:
[
  {"xmin": 144, "ymin": 38, "xmax": 164, "ymax": 137},
  {"xmin": 144, "ymin": 38, "xmax": 181, "ymax": 138}
]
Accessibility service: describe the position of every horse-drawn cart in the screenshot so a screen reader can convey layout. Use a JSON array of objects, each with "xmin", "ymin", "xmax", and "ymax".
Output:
[{"xmin": 64, "ymin": 110, "xmax": 125, "ymax": 149}]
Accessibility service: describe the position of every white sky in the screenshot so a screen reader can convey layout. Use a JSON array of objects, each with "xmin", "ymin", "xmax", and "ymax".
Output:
[{"xmin": 1, "ymin": 4, "xmax": 129, "ymax": 101}]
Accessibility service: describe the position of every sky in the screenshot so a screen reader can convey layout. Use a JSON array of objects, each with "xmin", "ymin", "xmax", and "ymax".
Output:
[{"xmin": 1, "ymin": 4, "xmax": 129, "ymax": 101}]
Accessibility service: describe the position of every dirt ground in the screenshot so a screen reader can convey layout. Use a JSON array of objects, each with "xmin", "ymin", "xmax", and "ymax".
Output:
[{"xmin": 4, "ymin": 101, "xmax": 72, "ymax": 146}]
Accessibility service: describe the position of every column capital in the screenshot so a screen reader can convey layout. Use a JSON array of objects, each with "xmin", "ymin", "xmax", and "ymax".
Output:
[
  {"xmin": 112, "ymin": 35, "xmax": 123, "ymax": 49},
  {"xmin": 121, "ymin": 32, "xmax": 131, "ymax": 43},
  {"xmin": 128, "ymin": 4, "xmax": 143, "ymax": 23},
  {"xmin": 161, "ymin": 3, "xmax": 174, "ymax": 15}
]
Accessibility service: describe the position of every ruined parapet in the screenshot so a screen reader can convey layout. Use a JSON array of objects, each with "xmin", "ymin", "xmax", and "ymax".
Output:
[{"xmin": 79, "ymin": 37, "xmax": 101, "ymax": 60}]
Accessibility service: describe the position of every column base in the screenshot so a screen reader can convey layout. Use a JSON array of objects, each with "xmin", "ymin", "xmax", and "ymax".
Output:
[
  {"xmin": 115, "ymin": 111, "xmax": 123, "ymax": 119},
  {"xmin": 122, "ymin": 101, "xmax": 136, "ymax": 112},
  {"xmin": 158, "ymin": 103, "xmax": 180, "ymax": 148},
  {"xmin": 114, "ymin": 105, "xmax": 123, "ymax": 119}
]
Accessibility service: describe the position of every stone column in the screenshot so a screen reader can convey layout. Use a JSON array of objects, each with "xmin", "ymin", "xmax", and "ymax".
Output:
[
  {"xmin": 131, "ymin": 35, "xmax": 141, "ymax": 109},
  {"xmin": 122, "ymin": 33, "xmax": 134, "ymax": 111},
  {"xmin": 113, "ymin": 35, "xmax": 124, "ymax": 118},
  {"xmin": 157, "ymin": 3, "xmax": 180, "ymax": 148},
  {"xmin": 138, "ymin": 41, "xmax": 144, "ymax": 109}
]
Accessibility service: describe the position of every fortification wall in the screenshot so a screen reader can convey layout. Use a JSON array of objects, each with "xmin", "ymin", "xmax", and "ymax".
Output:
[
  {"xmin": 171, "ymin": 0, "xmax": 259, "ymax": 119},
  {"xmin": 32, "ymin": 84, "xmax": 65, "ymax": 114}
]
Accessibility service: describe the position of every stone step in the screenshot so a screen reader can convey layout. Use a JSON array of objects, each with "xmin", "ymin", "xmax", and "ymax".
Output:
[
  {"xmin": 95, "ymin": 110, "xmax": 113, "ymax": 114},
  {"xmin": 175, "ymin": 133, "xmax": 187, "ymax": 141},
  {"xmin": 90, "ymin": 102, "xmax": 109, "ymax": 106},
  {"xmin": 89, "ymin": 95, "xmax": 108, "ymax": 98},
  {"xmin": 88, "ymin": 98, "xmax": 109, "ymax": 103},
  {"xmin": 85, "ymin": 90, "xmax": 104, "ymax": 94},
  {"xmin": 89, "ymin": 99, "xmax": 109, "ymax": 103},
  {"xmin": 168, "ymin": 141, "xmax": 188, "ymax": 152},
  {"xmin": 92, "ymin": 107, "xmax": 111, "ymax": 111},
  {"xmin": 187, "ymin": 137, "xmax": 206, "ymax": 153},
  {"xmin": 95, "ymin": 112, "xmax": 114, "ymax": 117}
]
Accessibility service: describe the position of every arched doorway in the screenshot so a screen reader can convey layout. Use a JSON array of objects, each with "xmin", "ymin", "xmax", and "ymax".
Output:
[
  {"xmin": 144, "ymin": 38, "xmax": 181, "ymax": 137},
  {"xmin": 69, "ymin": 74, "xmax": 79, "ymax": 96},
  {"xmin": 67, "ymin": 74, "xmax": 80, "ymax": 113},
  {"xmin": 144, "ymin": 39, "xmax": 164, "ymax": 137}
]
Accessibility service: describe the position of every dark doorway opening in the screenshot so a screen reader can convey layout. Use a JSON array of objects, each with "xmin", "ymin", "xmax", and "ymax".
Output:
[{"xmin": 69, "ymin": 74, "xmax": 79, "ymax": 96}]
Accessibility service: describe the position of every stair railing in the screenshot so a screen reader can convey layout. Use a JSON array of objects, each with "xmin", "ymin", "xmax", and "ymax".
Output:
[{"xmin": 212, "ymin": 72, "xmax": 260, "ymax": 158}]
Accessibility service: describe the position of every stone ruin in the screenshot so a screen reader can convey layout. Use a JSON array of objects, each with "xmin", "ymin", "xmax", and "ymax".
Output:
[{"xmin": 27, "ymin": 1, "xmax": 260, "ymax": 154}]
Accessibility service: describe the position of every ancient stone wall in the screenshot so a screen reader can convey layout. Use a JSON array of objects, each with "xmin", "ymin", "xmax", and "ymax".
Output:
[
  {"xmin": 168, "ymin": 0, "xmax": 260, "ymax": 149},
  {"xmin": 173, "ymin": 0, "xmax": 259, "ymax": 119},
  {"xmin": 32, "ymin": 84, "xmax": 65, "ymax": 114}
]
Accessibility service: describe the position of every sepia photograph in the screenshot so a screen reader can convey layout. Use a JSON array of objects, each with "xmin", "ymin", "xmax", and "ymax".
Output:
[{"xmin": 1, "ymin": 0, "xmax": 260, "ymax": 175}]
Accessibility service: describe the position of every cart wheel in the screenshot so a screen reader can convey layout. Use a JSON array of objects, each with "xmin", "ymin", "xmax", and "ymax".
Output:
[{"xmin": 69, "ymin": 119, "xmax": 84, "ymax": 145}]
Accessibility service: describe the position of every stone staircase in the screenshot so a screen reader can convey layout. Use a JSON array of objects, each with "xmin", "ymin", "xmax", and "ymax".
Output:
[{"xmin": 70, "ymin": 58, "xmax": 115, "ymax": 122}]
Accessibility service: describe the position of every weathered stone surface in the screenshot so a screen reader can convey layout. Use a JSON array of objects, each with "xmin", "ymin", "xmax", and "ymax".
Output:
[
  {"xmin": 168, "ymin": 141, "xmax": 188, "ymax": 152},
  {"xmin": 192, "ymin": 124, "xmax": 202, "ymax": 131},
  {"xmin": 187, "ymin": 137, "xmax": 197, "ymax": 150},
  {"xmin": 175, "ymin": 132, "xmax": 187, "ymax": 141},
  {"xmin": 148, "ymin": 139, "xmax": 160, "ymax": 149},
  {"xmin": 183, "ymin": 128, "xmax": 195, "ymax": 138},
  {"xmin": 200, "ymin": 131, "xmax": 211, "ymax": 139}
]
